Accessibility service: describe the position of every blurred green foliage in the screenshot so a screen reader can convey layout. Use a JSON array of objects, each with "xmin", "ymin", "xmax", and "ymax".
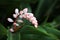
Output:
[{"xmin": 0, "ymin": 0, "xmax": 60, "ymax": 40}]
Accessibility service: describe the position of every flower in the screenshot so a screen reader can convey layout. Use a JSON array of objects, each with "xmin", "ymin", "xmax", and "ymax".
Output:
[
  {"xmin": 13, "ymin": 23, "xmax": 19, "ymax": 26},
  {"xmin": 15, "ymin": 8, "xmax": 19, "ymax": 15},
  {"xmin": 10, "ymin": 28, "xmax": 14, "ymax": 32},
  {"xmin": 19, "ymin": 8, "xmax": 38, "ymax": 28},
  {"xmin": 13, "ymin": 14, "xmax": 17, "ymax": 18},
  {"xmin": 23, "ymin": 8, "xmax": 28, "ymax": 13},
  {"xmin": 17, "ymin": 20, "xmax": 23, "ymax": 23},
  {"xmin": 28, "ymin": 13, "xmax": 34, "ymax": 17},
  {"xmin": 8, "ymin": 8, "xmax": 38, "ymax": 32},
  {"xmin": 7, "ymin": 18, "xmax": 13, "ymax": 22}
]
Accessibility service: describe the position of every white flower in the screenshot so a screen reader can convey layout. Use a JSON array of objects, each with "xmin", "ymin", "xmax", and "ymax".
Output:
[
  {"xmin": 8, "ymin": 8, "xmax": 38, "ymax": 29},
  {"xmin": 23, "ymin": 8, "xmax": 28, "ymax": 13},
  {"xmin": 17, "ymin": 20, "xmax": 23, "ymax": 23},
  {"xmin": 13, "ymin": 14, "xmax": 17, "ymax": 18},
  {"xmin": 7, "ymin": 18, "xmax": 13, "ymax": 22},
  {"xmin": 10, "ymin": 28, "xmax": 14, "ymax": 32},
  {"xmin": 28, "ymin": 13, "xmax": 34, "ymax": 17},
  {"xmin": 32, "ymin": 19, "xmax": 38, "ymax": 23},
  {"xmin": 13, "ymin": 23, "xmax": 19, "ymax": 26},
  {"xmin": 15, "ymin": 8, "xmax": 19, "ymax": 15}
]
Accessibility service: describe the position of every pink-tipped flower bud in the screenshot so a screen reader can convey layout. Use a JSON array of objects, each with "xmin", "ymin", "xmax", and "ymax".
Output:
[
  {"xmin": 32, "ymin": 21, "xmax": 35, "ymax": 24},
  {"xmin": 23, "ymin": 8, "xmax": 28, "ymax": 13},
  {"xmin": 28, "ymin": 13, "xmax": 34, "ymax": 17},
  {"xmin": 29, "ymin": 17, "xmax": 36, "ymax": 22}
]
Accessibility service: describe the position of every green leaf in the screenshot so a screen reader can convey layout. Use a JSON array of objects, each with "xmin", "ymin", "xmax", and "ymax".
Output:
[
  {"xmin": 0, "ymin": 24, "xmax": 7, "ymax": 35},
  {"xmin": 54, "ymin": 16, "xmax": 60, "ymax": 24},
  {"xmin": 20, "ymin": 25, "xmax": 58, "ymax": 40},
  {"xmin": 20, "ymin": 25, "xmax": 59, "ymax": 40},
  {"xmin": 7, "ymin": 28, "xmax": 21, "ymax": 40},
  {"xmin": 21, "ymin": 34, "xmax": 41, "ymax": 40},
  {"xmin": 20, "ymin": 25, "xmax": 48, "ymax": 36},
  {"xmin": 21, "ymin": 34, "xmax": 58, "ymax": 40},
  {"xmin": 0, "ymin": 24, "xmax": 7, "ymax": 39},
  {"xmin": 43, "ymin": 26, "xmax": 60, "ymax": 39}
]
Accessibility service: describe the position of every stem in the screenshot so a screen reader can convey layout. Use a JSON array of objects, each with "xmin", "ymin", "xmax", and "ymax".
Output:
[{"xmin": 13, "ymin": 13, "xmax": 21, "ymax": 30}]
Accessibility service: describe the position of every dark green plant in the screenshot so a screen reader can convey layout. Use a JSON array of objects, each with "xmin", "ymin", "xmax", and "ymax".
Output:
[{"xmin": 0, "ymin": 0, "xmax": 60, "ymax": 40}]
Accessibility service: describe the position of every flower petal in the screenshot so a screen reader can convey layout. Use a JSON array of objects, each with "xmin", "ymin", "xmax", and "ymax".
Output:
[{"xmin": 23, "ymin": 8, "xmax": 28, "ymax": 13}]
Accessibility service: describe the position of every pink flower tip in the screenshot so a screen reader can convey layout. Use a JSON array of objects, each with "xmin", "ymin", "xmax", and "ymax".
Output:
[{"xmin": 23, "ymin": 8, "xmax": 28, "ymax": 13}]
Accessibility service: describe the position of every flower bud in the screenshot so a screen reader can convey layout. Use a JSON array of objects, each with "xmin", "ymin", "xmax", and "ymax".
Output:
[
  {"xmin": 13, "ymin": 14, "xmax": 17, "ymax": 18},
  {"xmin": 32, "ymin": 21, "xmax": 36, "ymax": 24},
  {"xmin": 7, "ymin": 18, "xmax": 13, "ymax": 22},
  {"xmin": 28, "ymin": 13, "xmax": 34, "ymax": 17},
  {"xmin": 23, "ymin": 8, "xmax": 28, "ymax": 13},
  {"xmin": 10, "ymin": 28, "xmax": 14, "ymax": 32},
  {"xmin": 13, "ymin": 23, "xmax": 19, "ymax": 26},
  {"xmin": 15, "ymin": 8, "xmax": 19, "ymax": 15},
  {"xmin": 29, "ymin": 17, "xmax": 36, "ymax": 22},
  {"xmin": 17, "ymin": 20, "xmax": 23, "ymax": 23},
  {"xmin": 34, "ymin": 25, "xmax": 38, "ymax": 28}
]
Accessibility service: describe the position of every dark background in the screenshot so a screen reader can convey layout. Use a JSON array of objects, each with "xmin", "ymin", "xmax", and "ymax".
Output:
[{"xmin": 0, "ymin": 0, "xmax": 60, "ymax": 40}]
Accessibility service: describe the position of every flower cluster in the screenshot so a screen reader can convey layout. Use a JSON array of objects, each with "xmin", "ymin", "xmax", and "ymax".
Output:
[{"xmin": 7, "ymin": 8, "xmax": 38, "ymax": 32}]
